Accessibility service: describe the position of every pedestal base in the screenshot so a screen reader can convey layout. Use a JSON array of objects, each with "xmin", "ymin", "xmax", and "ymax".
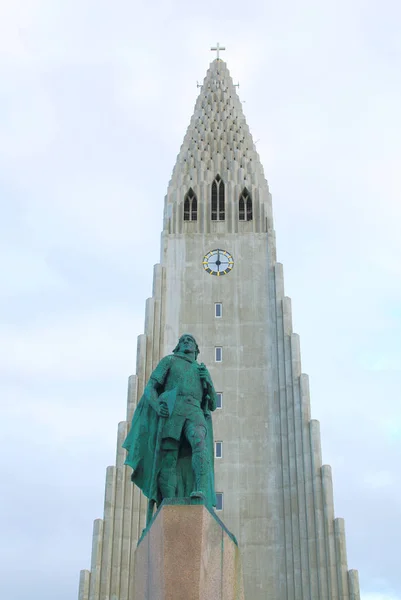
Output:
[{"xmin": 131, "ymin": 500, "xmax": 245, "ymax": 600}]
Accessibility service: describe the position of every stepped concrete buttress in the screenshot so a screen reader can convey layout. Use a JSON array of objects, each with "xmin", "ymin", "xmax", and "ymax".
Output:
[{"xmin": 131, "ymin": 501, "xmax": 245, "ymax": 600}]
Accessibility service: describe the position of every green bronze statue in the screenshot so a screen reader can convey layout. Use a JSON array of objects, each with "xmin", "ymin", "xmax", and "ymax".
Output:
[{"xmin": 122, "ymin": 334, "xmax": 217, "ymax": 525}]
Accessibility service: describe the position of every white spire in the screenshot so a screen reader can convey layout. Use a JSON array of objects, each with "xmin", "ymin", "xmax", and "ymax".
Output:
[{"xmin": 168, "ymin": 59, "xmax": 266, "ymax": 195}]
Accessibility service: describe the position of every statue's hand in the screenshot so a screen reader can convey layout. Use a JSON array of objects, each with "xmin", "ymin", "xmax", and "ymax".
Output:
[
  {"xmin": 157, "ymin": 401, "xmax": 169, "ymax": 418},
  {"xmin": 198, "ymin": 363, "xmax": 212, "ymax": 386}
]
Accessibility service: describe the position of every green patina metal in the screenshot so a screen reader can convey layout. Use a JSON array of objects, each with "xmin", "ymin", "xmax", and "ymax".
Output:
[{"xmin": 122, "ymin": 334, "xmax": 218, "ymax": 526}]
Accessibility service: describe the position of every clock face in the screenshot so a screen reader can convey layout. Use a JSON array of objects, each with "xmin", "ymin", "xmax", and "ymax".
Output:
[{"xmin": 203, "ymin": 249, "xmax": 234, "ymax": 276}]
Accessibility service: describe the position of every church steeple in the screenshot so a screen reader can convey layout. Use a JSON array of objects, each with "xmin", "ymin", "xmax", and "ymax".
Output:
[
  {"xmin": 164, "ymin": 59, "xmax": 272, "ymax": 235},
  {"xmin": 78, "ymin": 55, "xmax": 361, "ymax": 600},
  {"xmin": 169, "ymin": 59, "xmax": 265, "ymax": 191}
]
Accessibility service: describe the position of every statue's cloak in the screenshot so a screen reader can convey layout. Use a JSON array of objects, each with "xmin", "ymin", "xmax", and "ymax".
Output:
[{"xmin": 122, "ymin": 355, "xmax": 216, "ymax": 508}]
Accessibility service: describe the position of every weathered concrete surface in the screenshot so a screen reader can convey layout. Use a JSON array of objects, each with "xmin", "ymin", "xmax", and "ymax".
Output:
[{"xmin": 131, "ymin": 503, "xmax": 244, "ymax": 600}]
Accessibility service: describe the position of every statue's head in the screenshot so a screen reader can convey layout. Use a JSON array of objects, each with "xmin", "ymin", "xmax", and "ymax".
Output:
[{"xmin": 173, "ymin": 333, "xmax": 200, "ymax": 359}]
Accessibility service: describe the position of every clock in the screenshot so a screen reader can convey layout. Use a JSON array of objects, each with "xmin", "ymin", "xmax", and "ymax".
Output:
[{"xmin": 203, "ymin": 249, "xmax": 234, "ymax": 276}]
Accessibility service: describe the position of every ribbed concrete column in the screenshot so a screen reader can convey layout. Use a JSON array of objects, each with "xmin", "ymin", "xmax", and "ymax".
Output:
[
  {"xmin": 310, "ymin": 420, "xmax": 329, "ymax": 598},
  {"xmin": 334, "ymin": 518, "xmax": 350, "ymax": 598},
  {"xmin": 132, "ymin": 332, "xmax": 148, "ymax": 547},
  {"xmin": 144, "ymin": 297, "xmax": 155, "ymax": 384},
  {"xmin": 322, "ymin": 465, "xmax": 339, "ymax": 600},
  {"xmin": 99, "ymin": 467, "xmax": 116, "ymax": 600},
  {"xmin": 119, "ymin": 472, "xmax": 133, "ymax": 600},
  {"xmin": 88, "ymin": 519, "xmax": 103, "ymax": 600},
  {"xmin": 151, "ymin": 264, "xmax": 164, "ymax": 368},
  {"xmin": 282, "ymin": 297, "xmax": 302, "ymax": 600},
  {"xmin": 79, "ymin": 570, "xmax": 90, "ymax": 600},
  {"xmin": 109, "ymin": 423, "xmax": 128, "ymax": 600},
  {"xmin": 135, "ymin": 334, "xmax": 147, "ymax": 397},
  {"xmin": 348, "ymin": 569, "xmax": 361, "ymax": 600},
  {"xmin": 274, "ymin": 264, "xmax": 294, "ymax": 599},
  {"xmin": 126, "ymin": 375, "xmax": 137, "ymax": 426},
  {"xmin": 300, "ymin": 375, "xmax": 319, "ymax": 598},
  {"xmin": 291, "ymin": 333, "xmax": 310, "ymax": 599}
]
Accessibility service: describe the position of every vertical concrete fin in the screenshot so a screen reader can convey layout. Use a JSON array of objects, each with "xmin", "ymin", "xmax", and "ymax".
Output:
[
  {"xmin": 348, "ymin": 569, "xmax": 361, "ymax": 600},
  {"xmin": 309, "ymin": 420, "xmax": 329, "ymax": 597},
  {"xmin": 299, "ymin": 375, "xmax": 319, "ymax": 598},
  {"xmin": 136, "ymin": 334, "xmax": 147, "ymax": 398},
  {"xmin": 115, "ymin": 421, "xmax": 128, "ymax": 469},
  {"xmin": 119, "ymin": 470, "xmax": 133, "ymax": 600},
  {"xmin": 274, "ymin": 263, "xmax": 294, "ymax": 599},
  {"xmin": 283, "ymin": 297, "xmax": 293, "ymax": 335},
  {"xmin": 152, "ymin": 264, "xmax": 164, "ymax": 369},
  {"xmin": 282, "ymin": 298, "xmax": 301, "ymax": 600},
  {"xmin": 291, "ymin": 333, "xmax": 311, "ymax": 599},
  {"xmin": 141, "ymin": 301, "xmax": 154, "ymax": 538},
  {"xmin": 334, "ymin": 518, "xmax": 351, "ymax": 599},
  {"xmin": 274, "ymin": 263, "xmax": 285, "ymax": 299},
  {"xmin": 126, "ymin": 375, "xmax": 137, "ymax": 423},
  {"xmin": 88, "ymin": 519, "xmax": 104, "ymax": 600},
  {"xmin": 78, "ymin": 570, "xmax": 91, "ymax": 600},
  {"xmin": 133, "ymin": 334, "xmax": 148, "ymax": 545},
  {"xmin": 322, "ymin": 465, "xmax": 339, "ymax": 599},
  {"xmin": 99, "ymin": 466, "xmax": 117, "ymax": 600},
  {"xmin": 144, "ymin": 297, "xmax": 155, "ymax": 383},
  {"xmin": 290, "ymin": 334, "xmax": 301, "ymax": 378},
  {"xmin": 109, "ymin": 423, "xmax": 129, "ymax": 600},
  {"xmin": 299, "ymin": 374, "xmax": 311, "ymax": 423}
]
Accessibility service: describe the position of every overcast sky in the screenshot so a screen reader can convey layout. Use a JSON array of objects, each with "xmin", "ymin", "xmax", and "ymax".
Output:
[{"xmin": 0, "ymin": 1, "xmax": 400, "ymax": 599}]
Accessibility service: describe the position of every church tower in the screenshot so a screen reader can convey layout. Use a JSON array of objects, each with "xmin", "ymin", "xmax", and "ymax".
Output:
[{"xmin": 78, "ymin": 56, "xmax": 361, "ymax": 600}]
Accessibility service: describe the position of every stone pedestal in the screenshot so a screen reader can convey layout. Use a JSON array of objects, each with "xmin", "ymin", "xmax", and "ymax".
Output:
[{"xmin": 131, "ymin": 500, "xmax": 245, "ymax": 600}]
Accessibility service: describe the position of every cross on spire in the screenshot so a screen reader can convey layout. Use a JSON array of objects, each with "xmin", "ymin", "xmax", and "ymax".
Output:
[{"xmin": 211, "ymin": 43, "xmax": 226, "ymax": 60}]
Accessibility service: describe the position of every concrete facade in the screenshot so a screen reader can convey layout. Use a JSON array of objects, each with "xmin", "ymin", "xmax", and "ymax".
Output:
[{"xmin": 78, "ymin": 59, "xmax": 360, "ymax": 600}]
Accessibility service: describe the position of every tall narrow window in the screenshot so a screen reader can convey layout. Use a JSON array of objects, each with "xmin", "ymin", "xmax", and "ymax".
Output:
[
  {"xmin": 215, "ymin": 492, "xmax": 223, "ymax": 510},
  {"xmin": 191, "ymin": 195, "xmax": 197, "ymax": 220},
  {"xmin": 219, "ymin": 177, "xmax": 225, "ymax": 220},
  {"xmin": 215, "ymin": 303, "xmax": 222, "ymax": 318},
  {"xmin": 211, "ymin": 179, "xmax": 218, "ymax": 220},
  {"xmin": 211, "ymin": 175, "xmax": 225, "ymax": 220},
  {"xmin": 239, "ymin": 195, "xmax": 245, "ymax": 220},
  {"xmin": 184, "ymin": 188, "xmax": 197, "ymax": 221},
  {"xmin": 216, "ymin": 392, "xmax": 223, "ymax": 409},
  {"xmin": 215, "ymin": 441, "xmax": 223, "ymax": 458},
  {"xmin": 239, "ymin": 188, "xmax": 252, "ymax": 221},
  {"xmin": 215, "ymin": 347, "xmax": 222, "ymax": 362},
  {"xmin": 184, "ymin": 197, "xmax": 190, "ymax": 220}
]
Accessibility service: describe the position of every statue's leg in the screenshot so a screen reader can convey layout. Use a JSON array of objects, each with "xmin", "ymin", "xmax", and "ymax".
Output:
[
  {"xmin": 184, "ymin": 420, "xmax": 209, "ymax": 495},
  {"xmin": 158, "ymin": 440, "xmax": 179, "ymax": 499}
]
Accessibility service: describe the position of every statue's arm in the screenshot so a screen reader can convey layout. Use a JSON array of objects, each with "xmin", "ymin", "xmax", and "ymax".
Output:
[
  {"xmin": 143, "ymin": 377, "xmax": 162, "ymax": 413},
  {"xmin": 199, "ymin": 363, "xmax": 218, "ymax": 412},
  {"xmin": 206, "ymin": 382, "xmax": 218, "ymax": 412},
  {"xmin": 143, "ymin": 356, "xmax": 171, "ymax": 415}
]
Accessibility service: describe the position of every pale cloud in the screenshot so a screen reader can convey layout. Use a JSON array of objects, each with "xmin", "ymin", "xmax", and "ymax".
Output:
[
  {"xmin": 1, "ymin": 247, "xmax": 66, "ymax": 295},
  {"xmin": 363, "ymin": 471, "xmax": 397, "ymax": 490},
  {"xmin": 362, "ymin": 593, "xmax": 401, "ymax": 600},
  {"xmin": 0, "ymin": 307, "xmax": 142, "ymax": 379}
]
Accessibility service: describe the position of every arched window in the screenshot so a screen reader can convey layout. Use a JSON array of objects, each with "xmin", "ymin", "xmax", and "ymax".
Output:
[
  {"xmin": 239, "ymin": 188, "xmax": 252, "ymax": 221},
  {"xmin": 184, "ymin": 188, "xmax": 197, "ymax": 221},
  {"xmin": 239, "ymin": 196, "xmax": 245, "ymax": 221},
  {"xmin": 184, "ymin": 197, "xmax": 190, "ymax": 221},
  {"xmin": 191, "ymin": 195, "xmax": 197, "ymax": 221},
  {"xmin": 212, "ymin": 175, "xmax": 225, "ymax": 221}
]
